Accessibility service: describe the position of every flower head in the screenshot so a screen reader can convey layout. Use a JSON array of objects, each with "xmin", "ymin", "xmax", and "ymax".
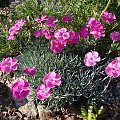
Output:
[
  {"xmin": 79, "ymin": 27, "xmax": 90, "ymax": 38},
  {"xmin": 102, "ymin": 11, "xmax": 116, "ymax": 24},
  {"xmin": 43, "ymin": 29, "xmax": 53, "ymax": 40},
  {"xmin": 50, "ymin": 39, "xmax": 65, "ymax": 54},
  {"xmin": 109, "ymin": 31, "xmax": 120, "ymax": 41},
  {"xmin": 35, "ymin": 15, "xmax": 48, "ymax": 23},
  {"xmin": 24, "ymin": 67, "xmax": 36, "ymax": 76},
  {"xmin": 33, "ymin": 29, "xmax": 43, "ymax": 37},
  {"xmin": 6, "ymin": 35, "xmax": 16, "ymax": 40},
  {"xmin": 62, "ymin": 15, "xmax": 74, "ymax": 23},
  {"xmin": 54, "ymin": 28, "xmax": 69, "ymax": 45},
  {"xmin": 43, "ymin": 71, "xmax": 61, "ymax": 88},
  {"xmin": 11, "ymin": 79, "xmax": 30, "ymax": 99},
  {"xmin": 36, "ymin": 84, "xmax": 51, "ymax": 101},
  {"xmin": 86, "ymin": 18, "xmax": 105, "ymax": 38},
  {"xmin": 105, "ymin": 57, "xmax": 120, "ymax": 78},
  {"xmin": 67, "ymin": 30, "xmax": 79, "ymax": 44},
  {"xmin": 0, "ymin": 57, "xmax": 18, "ymax": 74},
  {"xmin": 84, "ymin": 51, "xmax": 101, "ymax": 67},
  {"xmin": 45, "ymin": 16, "xmax": 58, "ymax": 28}
]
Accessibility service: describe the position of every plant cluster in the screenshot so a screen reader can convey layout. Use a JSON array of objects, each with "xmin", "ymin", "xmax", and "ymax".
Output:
[{"xmin": 0, "ymin": 0, "xmax": 120, "ymax": 119}]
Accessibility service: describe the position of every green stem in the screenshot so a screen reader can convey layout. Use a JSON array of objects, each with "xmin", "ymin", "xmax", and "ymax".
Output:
[{"xmin": 99, "ymin": 0, "xmax": 111, "ymax": 20}]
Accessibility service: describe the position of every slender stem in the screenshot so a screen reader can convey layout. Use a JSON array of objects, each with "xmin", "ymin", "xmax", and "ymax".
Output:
[{"xmin": 99, "ymin": 0, "xmax": 111, "ymax": 20}]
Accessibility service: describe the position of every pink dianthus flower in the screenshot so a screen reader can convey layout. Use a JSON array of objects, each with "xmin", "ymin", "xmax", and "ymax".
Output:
[
  {"xmin": 6, "ymin": 35, "xmax": 16, "ymax": 40},
  {"xmin": 79, "ymin": 27, "xmax": 90, "ymax": 38},
  {"xmin": 0, "ymin": 57, "xmax": 18, "ymax": 74},
  {"xmin": 11, "ymin": 79, "xmax": 30, "ymax": 99},
  {"xmin": 33, "ymin": 29, "xmax": 43, "ymax": 37},
  {"xmin": 36, "ymin": 84, "xmax": 51, "ymax": 101},
  {"xmin": 35, "ymin": 15, "xmax": 48, "ymax": 23},
  {"xmin": 43, "ymin": 71, "xmax": 61, "ymax": 88},
  {"xmin": 102, "ymin": 11, "xmax": 116, "ymax": 24},
  {"xmin": 84, "ymin": 51, "xmax": 101, "ymax": 67},
  {"xmin": 105, "ymin": 57, "xmax": 120, "ymax": 78},
  {"xmin": 50, "ymin": 39, "xmax": 65, "ymax": 54},
  {"xmin": 24, "ymin": 67, "xmax": 36, "ymax": 76},
  {"xmin": 67, "ymin": 30, "xmax": 79, "ymax": 44},
  {"xmin": 45, "ymin": 16, "xmax": 58, "ymax": 28},
  {"xmin": 62, "ymin": 15, "xmax": 74, "ymax": 23},
  {"xmin": 43, "ymin": 29, "xmax": 53, "ymax": 40},
  {"xmin": 109, "ymin": 31, "xmax": 120, "ymax": 41}
]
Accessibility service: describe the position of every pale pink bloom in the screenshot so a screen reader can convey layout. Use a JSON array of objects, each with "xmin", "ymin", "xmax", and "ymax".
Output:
[
  {"xmin": 35, "ymin": 15, "xmax": 48, "ymax": 23},
  {"xmin": 36, "ymin": 84, "xmax": 51, "ymax": 101},
  {"xmin": 105, "ymin": 57, "xmax": 120, "ymax": 78},
  {"xmin": 50, "ymin": 39, "xmax": 65, "ymax": 54},
  {"xmin": 0, "ymin": 57, "xmax": 18, "ymax": 74},
  {"xmin": 67, "ymin": 30, "xmax": 79, "ymax": 44},
  {"xmin": 15, "ymin": 19, "xmax": 26, "ymax": 27},
  {"xmin": 24, "ymin": 67, "xmax": 36, "ymax": 76},
  {"xmin": 11, "ymin": 79, "xmax": 30, "ymax": 99},
  {"xmin": 43, "ymin": 71, "xmax": 61, "ymax": 88},
  {"xmin": 6, "ymin": 35, "xmax": 16, "ymax": 40},
  {"xmin": 102, "ymin": 11, "xmax": 116, "ymax": 24},
  {"xmin": 54, "ymin": 28, "xmax": 69, "ymax": 45},
  {"xmin": 62, "ymin": 15, "xmax": 74, "ymax": 22},
  {"xmin": 79, "ymin": 27, "xmax": 90, "ymax": 38},
  {"xmin": 109, "ymin": 31, "xmax": 120, "ymax": 41},
  {"xmin": 45, "ymin": 16, "xmax": 58, "ymax": 28},
  {"xmin": 33, "ymin": 29, "xmax": 43, "ymax": 37},
  {"xmin": 84, "ymin": 51, "xmax": 101, "ymax": 67},
  {"xmin": 43, "ymin": 29, "xmax": 53, "ymax": 40}
]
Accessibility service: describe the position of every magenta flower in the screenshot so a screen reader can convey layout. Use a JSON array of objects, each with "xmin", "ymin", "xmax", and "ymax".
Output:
[
  {"xmin": 105, "ymin": 57, "xmax": 120, "ymax": 78},
  {"xmin": 109, "ymin": 31, "xmax": 120, "ymax": 41},
  {"xmin": 86, "ymin": 18, "xmax": 105, "ymax": 38},
  {"xmin": 35, "ymin": 15, "xmax": 48, "ymax": 23},
  {"xmin": 84, "ymin": 51, "xmax": 101, "ymax": 67},
  {"xmin": 33, "ymin": 29, "xmax": 43, "ymax": 37},
  {"xmin": 24, "ymin": 67, "xmax": 36, "ymax": 76},
  {"xmin": 62, "ymin": 15, "xmax": 74, "ymax": 23},
  {"xmin": 11, "ymin": 79, "xmax": 30, "ymax": 99},
  {"xmin": 0, "ymin": 57, "xmax": 18, "ymax": 74},
  {"xmin": 43, "ymin": 29, "xmax": 53, "ymax": 40},
  {"xmin": 43, "ymin": 71, "xmax": 61, "ymax": 88},
  {"xmin": 45, "ymin": 16, "xmax": 58, "ymax": 28},
  {"xmin": 54, "ymin": 28, "xmax": 69, "ymax": 45},
  {"xmin": 36, "ymin": 84, "xmax": 51, "ymax": 101},
  {"xmin": 6, "ymin": 35, "xmax": 16, "ymax": 40},
  {"xmin": 50, "ymin": 39, "xmax": 65, "ymax": 54},
  {"xmin": 102, "ymin": 11, "xmax": 116, "ymax": 24},
  {"xmin": 67, "ymin": 30, "xmax": 79, "ymax": 44},
  {"xmin": 79, "ymin": 27, "xmax": 90, "ymax": 38}
]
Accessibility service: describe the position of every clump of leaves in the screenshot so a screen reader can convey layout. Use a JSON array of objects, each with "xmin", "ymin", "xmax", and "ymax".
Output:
[{"xmin": 18, "ymin": 44, "xmax": 110, "ymax": 110}]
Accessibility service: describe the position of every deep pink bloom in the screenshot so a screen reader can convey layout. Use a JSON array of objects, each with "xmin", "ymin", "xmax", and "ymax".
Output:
[
  {"xmin": 43, "ymin": 71, "xmax": 61, "ymax": 88},
  {"xmin": 6, "ymin": 35, "xmax": 16, "ymax": 40},
  {"xmin": 36, "ymin": 84, "xmax": 51, "ymax": 101},
  {"xmin": 50, "ymin": 39, "xmax": 65, "ymax": 54},
  {"xmin": 11, "ymin": 79, "xmax": 30, "ymax": 99},
  {"xmin": 105, "ymin": 57, "xmax": 120, "ymax": 78},
  {"xmin": 0, "ymin": 57, "xmax": 18, "ymax": 74},
  {"xmin": 33, "ymin": 29, "xmax": 43, "ymax": 37},
  {"xmin": 62, "ymin": 15, "xmax": 74, "ymax": 23},
  {"xmin": 67, "ymin": 30, "xmax": 79, "ymax": 44},
  {"xmin": 24, "ymin": 67, "xmax": 36, "ymax": 76},
  {"xmin": 45, "ymin": 16, "xmax": 58, "ymax": 28},
  {"xmin": 35, "ymin": 15, "xmax": 48, "ymax": 23},
  {"xmin": 54, "ymin": 28, "xmax": 69, "ymax": 45},
  {"xmin": 102, "ymin": 11, "xmax": 116, "ymax": 24},
  {"xmin": 43, "ymin": 29, "xmax": 53, "ymax": 40},
  {"xmin": 109, "ymin": 31, "xmax": 120, "ymax": 41},
  {"xmin": 86, "ymin": 18, "xmax": 105, "ymax": 38},
  {"xmin": 84, "ymin": 51, "xmax": 101, "ymax": 67},
  {"xmin": 79, "ymin": 27, "xmax": 90, "ymax": 38}
]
